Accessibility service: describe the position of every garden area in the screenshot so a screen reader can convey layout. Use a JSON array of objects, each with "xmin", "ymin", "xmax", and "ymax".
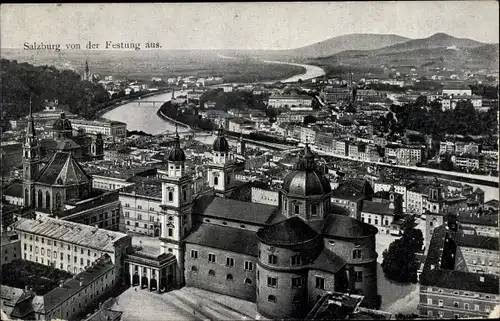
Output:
[{"xmin": 1, "ymin": 259, "xmax": 73, "ymax": 295}]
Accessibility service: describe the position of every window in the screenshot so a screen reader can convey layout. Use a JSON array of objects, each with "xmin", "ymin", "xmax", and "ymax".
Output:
[
  {"xmin": 311, "ymin": 204, "xmax": 317, "ymax": 216},
  {"xmin": 226, "ymin": 257, "xmax": 235, "ymax": 267},
  {"xmin": 208, "ymin": 253, "xmax": 216, "ymax": 263},
  {"xmin": 268, "ymin": 295, "xmax": 276, "ymax": 303},
  {"xmin": 125, "ymin": 212, "xmax": 129, "ymax": 218},
  {"xmin": 150, "ymin": 207, "xmax": 154, "ymax": 212},
  {"xmin": 354, "ymin": 271, "xmax": 363, "ymax": 282},
  {"xmin": 191, "ymin": 250, "xmax": 198, "ymax": 259},
  {"xmin": 427, "ymin": 311, "xmax": 433, "ymax": 317},
  {"xmin": 244, "ymin": 278, "xmax": 252, "ymax": 285},
  {"xmin": 168, "ymin": 192, "xmax": 173, "ymax": 201},
  {"xmin": 438, "ymin": 300, "xmax": 443, "ymax": 307},
  {"xmin": 453, "ymin": 302, "xmax": 459, "ymax": 308},
  {"xmin": 191, "ymin": 266, "xmax": 198, "ymax": 272},
  {"xmin": 268, "ymin": 254, "xmax": 278, "ymax": 265},
  {"xmin": 208, "ymin": 269, "xmax": 215, "ymax": 276},
  {"xmin": 244, "ymin": 261, "xmax": 253, "ymax": 271},
  {"xmin": 137, "ymin": 205, "xmax": 142, "ymax": 210},
  {"xmin": 291, "ymin": 254, "xmax": 301, "ymax": 266},
  {"xmin": 292, "ymin": 277, "xmax": 304, "ymax": 289},
  {"xmin": 464, "ymin": 303, "xmax": 469, "ymax": 310},
  {"xmin": 214, "ymin": 177, "xmax": 218, "ymax": 185},
  {"xmin": 315, "ymin": 276, "xmax": 325, "ymax": 290},
  {"xmin": 267, "ymin": 277, "xmax": 278, "ymax": 288},
  {"xmin": 353, "ymin": 249, "xmax": 362, "ymax": 259},
  {"xmin": 294, "ymin": 205, "xmax": 300, "ymax": 215},
  {"xmin": 427, "ymin": 298, "xmax": 432, "ymax": 305},
  {"xmin": 168, "ymin": 228, "xmax": 173, "ymax": 237},
  {"xmin": 474, "ymin": 304, "xmax": 480, "ymax": 311},
  {"xmin": 226, "ymin": 274, "xmax": 233, "ymax": 281},
  {"xmin": 485, "ymin": 306, "xmax": 491, "ymax": 313}
]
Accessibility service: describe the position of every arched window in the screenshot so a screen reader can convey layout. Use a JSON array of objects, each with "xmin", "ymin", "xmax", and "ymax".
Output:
[
  {"xmin": 311, "ymin": 204, "xmax": 317, "ymax": 216},
  {"xmin": 226, "ymin": 274, "xmax": 233, "ymax": 281},
  {"xmin": 168, "ymin": 191, "xmax": 173, "ymax": 202},
  {"xmin": 214, "ymin": 176, "xmax": 219, "ymax": 185},
  {"xmin": 37, "ymin": 190, "xmax": 43, "ymax": 208},
  {"xmin": 191, "ymin": 266, "xmax": 198, "ymax": 272},
  {"xmin": 268, "ymin": 295, "xmax": 277, "ymax": 303},
  {"xmin": 244, "ymin": 278, "xmax": 252, "ymax": 285},
  {"xmin": 45, "ymin": 191, "xmax": 51, "ymax": 210},
  {"xmin": 55, "ymin": 192, "xmax": 62, "ymax": 211},
  {"xmin": 208, "ymin": 269, "xmax": 215, "ymax": 276}
]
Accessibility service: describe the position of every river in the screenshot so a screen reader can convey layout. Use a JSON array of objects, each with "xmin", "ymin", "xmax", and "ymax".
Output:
[{"xmin": 102, "ymin": 59, "xmax": 325, "ymax": 135}]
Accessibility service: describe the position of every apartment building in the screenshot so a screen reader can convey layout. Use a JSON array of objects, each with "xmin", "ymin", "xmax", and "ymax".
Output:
[{"xmin": 11, "ymin": 216, "xmax": 131, "ymax": 275}]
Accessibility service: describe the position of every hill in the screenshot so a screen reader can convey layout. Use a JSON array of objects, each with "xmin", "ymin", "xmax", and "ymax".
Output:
[
  {"xmin": 371, "ymin": 33, "xmax": 484, "ymax": 54},
  {"xmin": 285, "ymin": 33, "xmax": 411, "ymax": 58},
  {"xmin": 306, "ymin": 33, "xmax": 498, "ymax": 74}
]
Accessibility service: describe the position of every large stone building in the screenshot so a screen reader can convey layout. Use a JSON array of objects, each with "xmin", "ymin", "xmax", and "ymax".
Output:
[{"xmin": 150, "ymin": 128, "xmax": 381, "ymax": 319}]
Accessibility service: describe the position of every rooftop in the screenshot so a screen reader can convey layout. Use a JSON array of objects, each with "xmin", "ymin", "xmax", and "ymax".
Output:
[
  {"xmin": 12, "ymin": 216, "xmax": 130, "ymax": 253},
  {"xmin": 120, "ymin": 181, "xmax": 162, "ymax": 200},
  {"xmin": 192, "ymin": 194, "xmax": 280, "ymax": 226},
  {"xmin": 184, "ymin": 224, "xmax": 259, "ymax": 257},
  {"xmin": 43, "ymin": 254, "xmax": 115, "ymax": 313},
  {"xmin": 419, "ymin": 225, "xmax": 499, "ymax": 294},
  {"xmin": 257, "ymin": 217, "xmax": 319, "ymax": 247}
]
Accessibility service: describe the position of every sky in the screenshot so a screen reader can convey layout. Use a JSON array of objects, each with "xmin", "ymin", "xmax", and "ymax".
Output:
[{"xmin": 1, "ymin": 2, "xmax": 498, "ymax": 50}]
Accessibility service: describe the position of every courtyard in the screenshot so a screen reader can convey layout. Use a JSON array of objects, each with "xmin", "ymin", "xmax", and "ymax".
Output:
[{"xmin": 110, "ymin": 286, "xmax": 266, "ymax": 321}]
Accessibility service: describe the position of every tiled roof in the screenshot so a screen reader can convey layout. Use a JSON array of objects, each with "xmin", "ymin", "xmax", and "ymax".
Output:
[
  {"xmin": 458, "ymin": 213, "xmax": 498, "ymax": 227},
  {"xmin": 455, "ymin": 233, "xmax": 499, "ymax": 251},
  {"xmin": 36, "ymin": 151, "xmax": 90, "ymax": 185},
  {"xmin": 322, "ymin": 214, "xmax": 378, "ymax": 239},
  {"xmin": 192, "ymin": 195, "xmax": 279, "ymax": 226},
  {"xmin": 361, "ymin": 201, "xmax": 395, "ymax": 216},
  {"xmin": 3, "ymin": 181, "xmax": 23, "ymax": 198},
  {"xmin": 43, "ymin": 254, "xmax": 115, "ymax": 313},
  {"xmin": 11, "ymin": 216, "xmax": 130, "ymax": 253},
  {"xmin": 184, "ymin": 224, "xmax": 258, "ymax": 256},
  {"xmin": 257, "ymin": 217, "xmax": 319, "ymax": 247},
  {"xmin": 311, "ymin": 249, "xmax": 346, "ymax": 273},
  {"xmin": 419, "ymin": 225, "xmax": 499, "ymax": 294}
]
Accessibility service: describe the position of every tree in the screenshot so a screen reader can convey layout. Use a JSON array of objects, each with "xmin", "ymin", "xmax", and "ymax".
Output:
[
  {"xmin": 415, "ymin": 95, "xmax": 427, "ymax": 107},
  {"xmin": 381, "ymin": 215, "xmax": 422, "ymax": 284},
  {"xmin": 303, "ymin": 115, "xmax": 317, "ymax": 125}
]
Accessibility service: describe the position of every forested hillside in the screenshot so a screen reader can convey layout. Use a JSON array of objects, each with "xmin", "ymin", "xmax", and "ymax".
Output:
[{"xmin": 1, "ymin": 59, "xmax": 110, "ymax": 120}]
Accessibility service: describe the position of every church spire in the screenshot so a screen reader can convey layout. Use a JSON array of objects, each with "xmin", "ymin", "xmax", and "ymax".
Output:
[{"xmin": 26, "ymin": 96, "xmax": 36, "ymax": 138}]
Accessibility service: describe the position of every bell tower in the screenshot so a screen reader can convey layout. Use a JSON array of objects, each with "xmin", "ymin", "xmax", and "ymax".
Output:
[
  {"xmin": 22, "ymin": 98, "xmax": 40, "ymax": 208},
  {"xmin": 207, "ymin": 127, "xmax": 238, "ymax": 197},
  {"xmin": 160, "ymin": 125, "xmax": 193, "ymax": 287},
  {"xmin": 424, "ymin": 178, "xmax": 445, "ymax": 251}
]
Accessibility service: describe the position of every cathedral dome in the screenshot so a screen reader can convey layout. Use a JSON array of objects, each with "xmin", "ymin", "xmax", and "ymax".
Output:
[
  {"xmin": 213, "ymin": 127, "xmax": 229, "ymax": 152},
  {"xmin": 52, "ymin": 113, "xmax": 73, "ymax": 131},
  {"xmin": 281, "ymin": 144, "xmax": 332, "ymax": 197}
]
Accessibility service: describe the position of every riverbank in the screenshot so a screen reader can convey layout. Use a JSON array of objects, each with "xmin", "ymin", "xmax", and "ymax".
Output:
[
  {"xmin": 156, "ymin": 108, "xmax": 192, "ymax": 133},
  {"xmin": 96, "ymin": 89, "xmax": 173, "ymax": 118}
]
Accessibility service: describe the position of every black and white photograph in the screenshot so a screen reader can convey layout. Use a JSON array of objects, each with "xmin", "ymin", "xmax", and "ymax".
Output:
[{"xmin": 0, "ymin": 2, "xmax": 499, "ymax": 320}]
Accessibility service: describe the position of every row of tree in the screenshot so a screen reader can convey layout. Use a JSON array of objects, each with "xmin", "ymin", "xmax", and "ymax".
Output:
[{"xmin": 390, "ymin": 98, "xmax": 498, "ymax": 137}]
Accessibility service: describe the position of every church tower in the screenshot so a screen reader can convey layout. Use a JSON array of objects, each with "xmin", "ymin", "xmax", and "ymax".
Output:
[
  {"xmin": 84, "ymin": 60, "xmax": 90, "ymax": 81},
  {"xmin": 206, "ymin": 127, "xmax": 238, "ymax": 197},
  {"xmin": 425, "ymin": 178, "xmax": 445, "ymax": 251},
  {"xmin": 160, "ymin": 125, "xmax": 193, "ymax": 288},
  {"xmin": 22, "ymin": 98, "xmax": 40, "ymax": 208},
  {"xmin": 236, "ymin": 133, "xmax": 246, "ymax": 157}
]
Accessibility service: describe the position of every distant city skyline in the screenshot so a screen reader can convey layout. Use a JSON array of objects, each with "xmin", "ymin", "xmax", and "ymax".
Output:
[{"xmin": 1, "ymin": 2, "xmax": 499, "ymax": 50}]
